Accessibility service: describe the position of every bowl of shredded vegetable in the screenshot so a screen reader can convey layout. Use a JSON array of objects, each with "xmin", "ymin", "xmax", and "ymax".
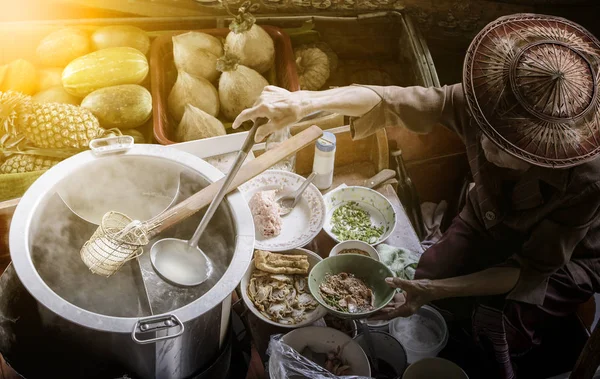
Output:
[
  {"xmin": 308, "ymin": 254, "xmax": 395, "ymax": 319},
  {"xmin": 322, "ymin": 186, "xmax": 396, "ymax": 245}
]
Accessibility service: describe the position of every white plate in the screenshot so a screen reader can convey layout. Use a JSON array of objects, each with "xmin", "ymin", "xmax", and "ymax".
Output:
[
  {"xmin": 268, "ymin": 326, "xmax": 371, "ymax": 378},
  {"xmin": 323, "ymin": 186, "xmax": 397, "ymax": 245},
  {"xmin": 239, "ymin": 170, "xmax": 326, "ymax": 251},
  {"xmin": 240, "ymin": 248, "xmax": 327, "ymax": 328}
]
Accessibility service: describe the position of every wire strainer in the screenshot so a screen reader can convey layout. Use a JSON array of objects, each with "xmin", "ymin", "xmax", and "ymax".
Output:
[
  {"xmin": 79, "ymin": 124, "xmax": 324, "ymax": 277},
  {"xmin": 80, "ymin": 212, "xmax": 149, "ymax": 276}
]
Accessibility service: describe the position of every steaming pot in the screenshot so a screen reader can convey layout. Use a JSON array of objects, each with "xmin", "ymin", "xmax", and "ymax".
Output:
[{"xmin": 8, "ymin": 140, "xmax": 255, "ymax": 379}]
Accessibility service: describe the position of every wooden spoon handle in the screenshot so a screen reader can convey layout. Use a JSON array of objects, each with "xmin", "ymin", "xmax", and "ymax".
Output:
[
  {"xmin": 146, "ymin": 125, "xmax": 324, "ymax": 236},
  {"xmin": 363, "ymin": 169, "xmax": 396, "ymax": 189}
]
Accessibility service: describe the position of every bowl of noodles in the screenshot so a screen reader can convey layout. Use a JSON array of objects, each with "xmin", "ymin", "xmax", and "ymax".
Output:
[{"xmin": 308, "ymin": 255, "xmax": 395, "ymax": 319}]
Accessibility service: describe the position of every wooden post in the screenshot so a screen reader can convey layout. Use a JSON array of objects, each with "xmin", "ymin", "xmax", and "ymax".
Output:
[{"xmin": 570, "ymin": 323, "xmax": 600, "ymax": 379}]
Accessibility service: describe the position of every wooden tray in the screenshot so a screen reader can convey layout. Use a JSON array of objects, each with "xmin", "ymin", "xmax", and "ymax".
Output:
[
  {"xmin": 253, "ymin": 124, "xmax": 389, "ymax": 187},
  {"xmin": 150, "ymin": 25, "xmax": 300, "ymax": 145}
]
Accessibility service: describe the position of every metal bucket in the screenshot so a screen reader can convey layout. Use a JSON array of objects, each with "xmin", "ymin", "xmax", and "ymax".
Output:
[{"xmin": 8, "ymin": 143, "xmax": 255, "ymax": 379}]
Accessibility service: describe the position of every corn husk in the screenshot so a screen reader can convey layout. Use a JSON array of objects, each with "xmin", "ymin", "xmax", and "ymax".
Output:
[
  {"xmin": 176, "ymin": 104, "xmax": 226, "ymax": 142},
  {"xmin": 217, "ymin": 54, "xmax": 268, "ymax": 121},
  {"xmin": 168, "ymin": 71, "xmax": 219, "ymax": 121}
]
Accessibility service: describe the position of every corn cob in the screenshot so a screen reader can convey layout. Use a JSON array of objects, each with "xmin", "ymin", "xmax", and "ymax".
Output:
[
  {"xmin": 0, "ymin": 91, "xmax": 104, "ymax": 149},
  {"xmin": 0, "ymin": 154, "xmax": 62, "ymax": 174}
]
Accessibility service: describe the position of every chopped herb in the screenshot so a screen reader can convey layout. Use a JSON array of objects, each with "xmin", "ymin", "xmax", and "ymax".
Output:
[{"xmin": 330, "ymin": 201, "xmax": 384, "ymax": 243}]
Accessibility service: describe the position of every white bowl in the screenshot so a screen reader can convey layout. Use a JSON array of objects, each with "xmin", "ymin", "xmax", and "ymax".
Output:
[
  {"xmin": 389, "ymin": 305, "xmax": 449, "ymax": 364},
  {"xmin": 269, "ymin": 326, "xmax": 371, "ymax": 378},
  {"xmin": 329, "ymin": 240, "xmax": 380, "ymax": 261},
  {"xmin": 240, "ymin": 248, "xmax": 328, "ymax": 328},
  {"xmin": 402, "ymin": 357, "xmax": 468, "ymax": 379},
  {"xmin": 323, "ymin": 186, "xmax": 397, "ymax": 245}
]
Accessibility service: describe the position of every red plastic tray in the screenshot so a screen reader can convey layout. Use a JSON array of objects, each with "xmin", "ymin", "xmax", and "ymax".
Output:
[{"xmin": 150, "ymin": 26, "xmax": 300, "ymax": 145}]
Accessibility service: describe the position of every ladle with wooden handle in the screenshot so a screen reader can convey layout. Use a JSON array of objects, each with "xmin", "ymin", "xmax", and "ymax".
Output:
[
  {"xmin": 80, "ymin": 125, "xmax": 325, "ymax": 278},
  {"xmin": 150, "ymin": 118, "xmax": 260, "ymax": 286}
]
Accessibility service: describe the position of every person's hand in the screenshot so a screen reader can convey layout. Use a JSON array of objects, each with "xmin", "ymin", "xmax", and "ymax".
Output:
[
  {"xmin": 369, "ymin": 277, "xmax": 435, "ymax": 320},
  {"xmin": 232, "ymin": 86, "xmax": 312, "ymax": 142}
]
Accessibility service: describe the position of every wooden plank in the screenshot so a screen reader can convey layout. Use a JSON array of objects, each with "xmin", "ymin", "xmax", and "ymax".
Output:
[
  {"xmin": 50, "ymin": 0, "xmax": 209, "ymax": 18},
  {"xmin": 570, "ymin": 323, "xmax": 600, "ymax": 379},
  {"xmin": 260, "ymin": 125, "xmax": 389, "ymax": 176}
]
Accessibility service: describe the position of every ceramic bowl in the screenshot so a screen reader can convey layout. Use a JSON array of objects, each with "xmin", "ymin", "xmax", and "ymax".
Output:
[
  {"xmin": 354, "ymin": 331, "xmax": 408, "ymax": 377},
  {"xmin": 402, "ymin": 357, "xmax": 468, "ymax": 379},
  {"xmin": 329, "ymin": 240, "xmax": 380, "ymax": 261},
  {"xmin": 268, "ymin": 326, "xmax": 371, "ymax": 378},
  {"xmin": 308, "ymin": 254, "xmax": 395, "ymax": 319},
  {"xmin": 323, "ymin": 186, "xmax": 396, "ymax": 245},
  {"xmin": 240, "ymin": 248, "xmax": 327, "ymax": 328}
]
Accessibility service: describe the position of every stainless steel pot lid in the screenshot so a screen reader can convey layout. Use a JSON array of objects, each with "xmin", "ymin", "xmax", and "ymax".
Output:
[
  {"xmin": 9, "ymin": 144, "xmax": 254, "ymax": 333},
  {"xmin": 55, "ymin": 156, "xmax": 181, "ymax": 225}
]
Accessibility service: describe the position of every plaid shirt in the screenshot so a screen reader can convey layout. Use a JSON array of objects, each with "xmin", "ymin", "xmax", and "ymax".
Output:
[{"xmin": 350, "ymin": 83, "xmax": 600, "ymax": 305}]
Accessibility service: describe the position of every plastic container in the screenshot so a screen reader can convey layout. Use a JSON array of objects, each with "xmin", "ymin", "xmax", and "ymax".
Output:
[
  {"xmin": 354, "ymin": 331, "xmax": 408, "ymax": 378},
  {"xmin": 150, "ymin": 26, "xmax": 300, "ymax": 145},
  {"xmin": 402, "ymin": 357, "xmax": 468, "ymax": 379},
  {"xmin": 312, "ymin": 132, "xmax": 336, "ymax": 190},
  {"xmin": 389, "ymin": 305, "xmax": 448, "ymax": 364},
  {"xmin": 329, "ymin": 240, "xmax": 380, "ymax": 261},
  {"xmin": 366, "ymin": 319, "xmax": 391, "ymax": 332}
]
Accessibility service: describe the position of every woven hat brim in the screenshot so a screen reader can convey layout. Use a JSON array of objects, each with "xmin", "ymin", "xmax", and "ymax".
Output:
[{"xmin": 463, "ymin": 13, "xmax": 600, "ymax": 168}]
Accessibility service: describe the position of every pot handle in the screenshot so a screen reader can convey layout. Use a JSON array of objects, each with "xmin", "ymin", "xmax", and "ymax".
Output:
[
  {"xmin": 131, "ymin": 314, "xmax": 185, "ymax": 344},
  {"xmin": 90, "ymin": 135, "xmax": 134, "ymax": 156}
]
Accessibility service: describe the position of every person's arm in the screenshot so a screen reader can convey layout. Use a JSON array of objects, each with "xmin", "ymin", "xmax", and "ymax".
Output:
[
  {"xmin": 232, "ymin": 84, "xmax": 463, "ymax": 142},
  {"xmin": 372, "ymin": 267, "xmax": 520, "ymax": 319},
  {"xmin": 232, "ymin": 85, "xmax": 382, "ymax": 141},
  {"xmin": 373, "ymin": 182, "xmax": 600, "ymax": 320}
]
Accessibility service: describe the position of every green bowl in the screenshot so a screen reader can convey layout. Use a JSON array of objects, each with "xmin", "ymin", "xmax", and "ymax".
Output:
[{"xmin": 308, "ymin": 255, "xmax": 395, "ymax": 319}]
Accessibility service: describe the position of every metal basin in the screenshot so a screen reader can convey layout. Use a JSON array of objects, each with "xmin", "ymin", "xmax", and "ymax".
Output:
[{"xmin": 8, "ymin": 144, "xmax": 255, "ymax": 379}]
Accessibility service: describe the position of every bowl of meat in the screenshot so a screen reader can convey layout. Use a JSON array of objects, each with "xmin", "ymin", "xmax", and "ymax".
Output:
[
  {"xmin": 268, "ymin": 326, "xmax": 371, "ymax": 378},
  {"xmin": 308, "ymin": 254, "xmax": 396, "ymax": 319},
  {"xmin": 241, "ymin": 249, "xmax": 328, "ymax": 328}
]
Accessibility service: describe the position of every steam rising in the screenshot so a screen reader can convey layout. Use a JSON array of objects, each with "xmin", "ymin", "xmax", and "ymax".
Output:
[
  {"xmin": 56, "ymin": 156, "xmax": 180, "ymax": 225},
  {"xmin": 29, "ymin": 158, "xmax": 235, "ymax": 318}
]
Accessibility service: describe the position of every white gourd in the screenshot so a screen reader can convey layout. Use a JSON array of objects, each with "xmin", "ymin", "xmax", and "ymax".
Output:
[
  {"xmin": 168, "ymin": 71, "xmax": 219, "ymax": 121},
  {"xmin": 225, "ymin": 8, "xmax": 274, "ymax": 74},
  {"xmin": 217, "ymin": 54, "xmax": 269, "ymax": 121},
  {"xmin": 172, "ymin": 32, "xmax": 223, "ymax": 82},
  {"xmin": 294, "ymin": 46, "xmax": 330, "ymax": 91},
  {"xmin": 177, "ymin": 104, "xmax": 226, "ymax": 142}
]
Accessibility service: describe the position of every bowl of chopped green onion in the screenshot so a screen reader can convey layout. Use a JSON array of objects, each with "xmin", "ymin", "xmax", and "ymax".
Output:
[{"xmin": 322, "ymin": 186, "xmax": 396, "ymax": 245}]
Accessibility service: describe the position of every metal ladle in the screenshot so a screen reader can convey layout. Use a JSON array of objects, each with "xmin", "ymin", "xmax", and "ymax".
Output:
[{"xmin": 149, "ymin": 120, "xmax": 262, "ymax": 286}]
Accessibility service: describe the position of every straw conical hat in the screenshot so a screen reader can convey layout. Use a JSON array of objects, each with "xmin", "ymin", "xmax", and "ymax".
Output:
[{"xmin": 463, "ymin": 14, "xmax": 600, "ymax": 168}]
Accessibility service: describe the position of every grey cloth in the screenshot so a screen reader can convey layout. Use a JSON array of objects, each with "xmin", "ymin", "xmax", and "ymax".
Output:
[
  {"xmin": 376, "ymin": 244, "xmax": 421, "ymax": 280},
  {"xmin": 420, "ymin": 200, "xmax": 447, "ymax": 249}
]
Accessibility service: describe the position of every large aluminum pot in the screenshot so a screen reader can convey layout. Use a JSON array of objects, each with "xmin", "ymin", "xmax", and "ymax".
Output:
[{"xmin": 8, "ymin": 140, "xmax": 255, "ymax": 379}]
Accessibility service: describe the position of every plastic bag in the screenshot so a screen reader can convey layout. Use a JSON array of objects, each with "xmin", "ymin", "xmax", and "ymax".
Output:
[{"xmin": 266, "ymin": 334, "xmax": 373, "ymax": 379}]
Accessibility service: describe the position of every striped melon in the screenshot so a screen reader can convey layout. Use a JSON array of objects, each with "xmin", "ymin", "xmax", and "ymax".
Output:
[{"xmin": 62, "ymin": 47, "xmax": 148, "ymax": 97}]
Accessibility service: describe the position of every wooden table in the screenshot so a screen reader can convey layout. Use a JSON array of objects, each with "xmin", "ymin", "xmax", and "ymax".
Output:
[{"xmin": 241, "ymin": 182, "xmax": 424, "ymax": 379}]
